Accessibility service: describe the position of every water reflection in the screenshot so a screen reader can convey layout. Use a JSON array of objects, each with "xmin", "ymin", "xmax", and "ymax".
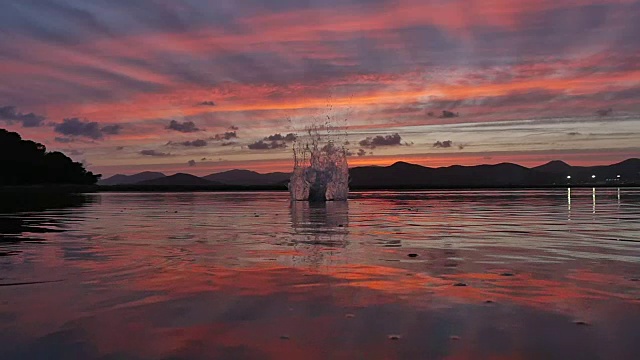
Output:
[
  {"xmin": 567, "ymin": 188, "xmax": 571, "ymax": 221},
  {"xmin": 1, "ymin": 190, "xmax": 639, "ymax": 359},
  {"xmin": 290, "ymin": 201, "xmax": 349, "ymax": 244},
  {"xmin": 0, "ymin": 192, "xmax": 96, "ymax": 249}
]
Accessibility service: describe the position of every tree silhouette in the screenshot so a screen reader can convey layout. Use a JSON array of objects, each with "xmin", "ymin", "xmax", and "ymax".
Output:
[{"xmin": 0, "ymin": 128, "xmax": 100, "ymax": 185}]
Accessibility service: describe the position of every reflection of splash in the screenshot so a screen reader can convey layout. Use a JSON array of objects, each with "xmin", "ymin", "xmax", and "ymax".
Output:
[
  {"xmin": 287, "ymin": 202, "xmax": 349, "ymax": 266},
  {"xmin": 290, "ymin": 201, "xmax": 348, "ymax": 244},
  {"xmin": 290, "ymin": 201, "xmax": 349, "ymax": 232}
]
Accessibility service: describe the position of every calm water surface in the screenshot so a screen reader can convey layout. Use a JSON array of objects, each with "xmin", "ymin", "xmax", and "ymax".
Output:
[{"xmin": 1, "ymin": 189, "xmax": 639, "ymax": 359}]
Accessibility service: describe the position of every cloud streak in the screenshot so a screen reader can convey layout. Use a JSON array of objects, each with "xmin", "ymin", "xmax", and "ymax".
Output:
[
  {"xmin": 140, "ymin": 149, "xmax": 172, "ymax": 157},
  {"xmin": 0, "ymin": 105, "xmax": 46, "ymax": 127},
  {"xmin": 1, "ymin": 0, "xmax": 640, "ymax": 175},
  {"xmin": 53, "ymin": 118, "xmax": 122, "ymax": 140},
  {"xmin": 166, "ymin": 120, "xmax": 201, "ymax": 133},
  {"xmin": 359, "ymin": 133, "xmax": 405, "ymax": 149}
]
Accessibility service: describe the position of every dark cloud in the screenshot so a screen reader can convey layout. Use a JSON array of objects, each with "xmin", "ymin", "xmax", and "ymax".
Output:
[
  {"xmin": 55, "ymin": 137, "xmax": 74, "ymax": 143},
  {"xmin": 212, "ymin": 131, "xmax": 237, "ymax": 141},
  {"xmin": 0, "ymin": 105, "xmax": 46, "ymax": 127},
  {"xmin": 359, "ymin": 133, "xmax": 404, "ymax": 149},
  {"xmin": 116, "ymin": 146, "xmax": 125, "ymax": 150},
  {"xmin": 140, "ymin": 149, "xmax": 171, "ymax": 157},
  {"xmin": 357, "ymin": 148, "xmax": 367, "ymax": 156},
  {"xmin": 433, "ymin": 140, "xmax": 453, "ymax": 148},
  {"xmin": 247, "ymin": 140, "xmax": 287, "ymax": 150},
  {"xmin": 229, "ymin": 125, "xmax": 239, "ymax": 131},
  {"xmin": 199, "ymin": 101, "xmax": 216, "ymax": 106},
  {"xmin": 440, "ymin": 110, "xmax": 459, "ymax": 118},
  {"xmin": 54, "ymin": 118, "xmax": 103, "ymax": 139},
  {"xmin": 188, "ymin": 159, "xmax": 197, "ymax": 167},
  {"xmin": 567, "ymin": 132, "xmax": 581, "ymax": 136},
  {"xmin": 169, "ymin": 139, "xmax": 208, "ymax": 147},
  {"xmin": 221, "ymin": 141, "xmax": 238, "ymax": 146},
  {"xmin": 101, "ymin": 124, "xmax": 123, "ymax": 135},
  {"xmin": 53, "ymin": 118, "xmax": 122, "ymax": 140},
  {"xmin": 166, "ymin": 120, "xmax": 201, "ymax": 133},
  {"xmin": 596, "ymin": 108, "xmax": 613, "ymax": 116},
  {"xmin": 264, "ymin": 133, "xmax": 297, "ymax": 142}
]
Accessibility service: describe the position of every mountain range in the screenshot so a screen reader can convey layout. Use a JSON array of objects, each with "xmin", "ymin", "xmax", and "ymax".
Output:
[{"xmin": 98, "ymin": 158, "xmax": 640, "ymax": 188}]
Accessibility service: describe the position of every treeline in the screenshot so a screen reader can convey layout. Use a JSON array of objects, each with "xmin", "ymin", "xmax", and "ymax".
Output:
[{"xmin": 0, "ymin": 128, "xmax": 100, "ymax": 185}]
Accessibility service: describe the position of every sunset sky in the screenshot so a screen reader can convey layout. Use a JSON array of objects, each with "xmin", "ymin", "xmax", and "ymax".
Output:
[{"xmin": 1, "ymin": 0, "xmax": 639, "ymax": 177}]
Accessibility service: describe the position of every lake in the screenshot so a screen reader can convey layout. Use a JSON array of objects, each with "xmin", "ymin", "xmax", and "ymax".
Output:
[{"xmin": 1, "ymin": 189, "xmax": 639, "ymax": 359}]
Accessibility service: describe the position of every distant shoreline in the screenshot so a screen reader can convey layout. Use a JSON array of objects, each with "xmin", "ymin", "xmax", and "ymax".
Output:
[{"xmin": 1, "ymin": 183, "xmax": 638, "ymax": 194}]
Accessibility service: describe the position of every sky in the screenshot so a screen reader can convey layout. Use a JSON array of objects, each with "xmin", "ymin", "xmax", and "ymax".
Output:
[{"xmin": 1, "ymin": 0, "xmax": 639, "ymax": 177}]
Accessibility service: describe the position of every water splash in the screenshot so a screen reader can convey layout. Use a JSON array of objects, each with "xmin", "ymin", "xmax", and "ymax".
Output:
[{"xmin": 288, "ymin": 113, "xmax": 349, "ymax": 202}]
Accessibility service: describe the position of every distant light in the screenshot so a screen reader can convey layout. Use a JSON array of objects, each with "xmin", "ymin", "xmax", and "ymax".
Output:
[
  {"xmin": 617, "ymin": 174, "xmax": 621, "ymax": 178},
  {"xmin": 592, "ymin": 175, "xmax": 596, "ymax": 179},
  {"xmin": 567, "ymin": 175, "xmax": 571, "ymax": 179}
]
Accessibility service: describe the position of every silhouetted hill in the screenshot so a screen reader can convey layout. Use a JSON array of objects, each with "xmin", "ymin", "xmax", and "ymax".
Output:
[
  {"xmin": 563, "ymin": 158, "xmax": 640, "ymax": 181},
  {"xmin": 96, "ymin": 158, "xmax": 640, "ymax": 189},
  {"xmin": 204, "ymin": 169, "xmax": 290, "ymax": 186},
  {"xmin": 350, "ymin": 162, "xmax": 552, "ymax": 188},
  {"xmin": 0, "ymin": 128, "xmax": 100, "ymax": 185},
  {"xmin": 534, "ymin": 160, "xmax": 572, "ymax": 173},
  {"xmin": 136, "ymin": 173, "xmax": 218, "ymax": 186},
  {"xmin": 98, "ymin": 171, "xmax": 165, "ymax": 185},
  {"xmin": 349, "ymin": 159, "xmax": 640, "ymax": 188}
]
